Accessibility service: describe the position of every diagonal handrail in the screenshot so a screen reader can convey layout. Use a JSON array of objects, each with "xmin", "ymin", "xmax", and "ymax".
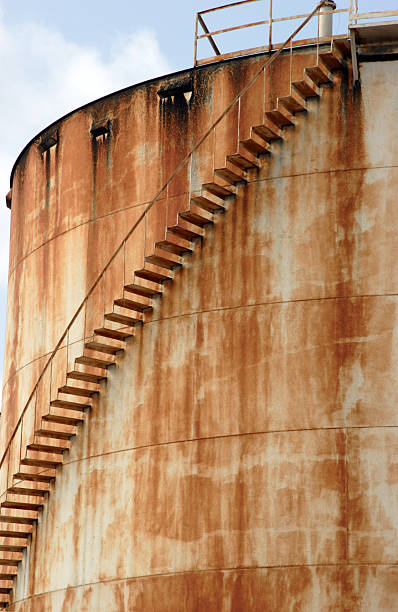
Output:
[{"xmin": 0, "ymin": 0, "xmax": 328, "ymax": 474}]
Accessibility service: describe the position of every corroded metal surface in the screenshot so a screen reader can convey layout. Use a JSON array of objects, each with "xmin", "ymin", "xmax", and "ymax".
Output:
[{"xmin": 1, "ymin": 49, "xmax": 398, "ymax": 609}]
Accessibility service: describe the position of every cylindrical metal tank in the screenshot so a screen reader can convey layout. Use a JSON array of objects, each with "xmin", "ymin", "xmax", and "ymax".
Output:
[{"xmin": 1, "ymin": 41, "xmax": 398, "ymax": 610}]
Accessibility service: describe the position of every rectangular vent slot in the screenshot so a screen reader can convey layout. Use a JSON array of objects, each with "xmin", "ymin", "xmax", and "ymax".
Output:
[
  {"xmin": 91, "ymin": 120, "xmax": 111, "ymax": 138},
  {"xmin": 157, "ymin": 77, "xmax": 193, "ymax": 99},
  {"xmin": 5, "ymin": 190, "xmax": 12, "ymax": 210},
  {"xmin": 38, "ymin": 131, "xmax": 58, "ymax": 153}
]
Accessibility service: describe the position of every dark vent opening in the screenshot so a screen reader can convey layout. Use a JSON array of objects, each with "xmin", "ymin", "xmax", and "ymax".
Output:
[
  {"xmin": 5, "ymin": 190, "xmax": 12, "ymax": 210},
  {"xmin": 38, "ymin": 131, "xmax": 58, "ymax": 153},
  {"xmin": 91, "ymin": 120, "xmax": 111, "ymax": 138},
  {"xmin": 157, "ymin": 77, "xmax": 193, "ymax": 99}
]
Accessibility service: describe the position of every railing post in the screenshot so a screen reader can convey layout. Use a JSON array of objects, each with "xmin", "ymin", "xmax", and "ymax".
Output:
[
  {"xmin": 194, "ymin": 13, "xmax": 198, "ymax": 67},
  {"xmin": 268, "ymin": 0, "xmax": 273, "ymax": 51},
  {"xmin": 237, "ymin": 97, "xmax": 241, "ymax": 152}
]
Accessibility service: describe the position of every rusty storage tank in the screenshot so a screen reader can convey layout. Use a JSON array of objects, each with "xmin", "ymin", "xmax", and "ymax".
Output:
[{"xmin": 1, "ymin": 13, "xmax": 398, "ymax": 612}]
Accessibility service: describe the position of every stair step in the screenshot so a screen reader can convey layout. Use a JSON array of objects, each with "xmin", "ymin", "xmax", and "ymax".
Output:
[
  {"xmin": 2, "ymin": 501, "xmax": 43, "ymax": 512},
  {"xmin": 0, "ymin": 571, "xmax": 17, "ymax": 579},
  {"xmin": 145, "ymin": 248, "xmax": 182, "ymax": 270},
  {"xmin": 113, "ymin": 298, "xmax": 150, "ymax": 313},
  {"xmin": 292, "ymin": 77, "xmax": 320, "ymax": 99},
  {"xmin": 214, "ymin": 162, "xmax": 247, "ymax": 185},
  {"xmin": 265, "ymin": 108, "xmax": 294, "ymax": 128},
  {"xmin": 0, "ymin": 545, "xmax": 25, "ymax": 553},
  {"xmin": 42, "ymin": 413, "xmax": 84, "ymax": 427},
  {"xmin": 135, "ymin": 264, "xmax": 173, "ymax": 283},
  {"xmin": 305, "ymin": 65, "xmax": 332, "ymax": 86},
  {"xmin": 240, "ymin": 131, "xmax": 271, "ymax": 155},
  {"xmin": 212, "ymin": 174, "xmax": 237, "ymax": 191},
  {"xmin": 14, "ymin": 472, "xmax": 54, "ymax": 484},
  {"xmin": 191, "ymin": 194, "xmax": 225, "ymax": 212},
  {"xmin": 0, "ymin": 529, "xmax": 30, "ymax": 539},
  {"xmin": 320, "ymin": 46, "xmax": 345, "ymax": 71},
  {"xmin": 67, "ymin": 370, "xmax": 107, "ymax": 384},
  {"xmin": 104, "ymin": 312, "xmax": 142, "ymax": 327},
  {"xmin": 20, "ymin": 457, "xmax": 62, "ymax": 469},
  {"xmin": 75, "ymin": 355, "xmax": 116, "ymax": 369},
  {"xmin": 0, "ymin": 588, "xmax": 12, "ymax": 594},
  {"xmin": 252, "ymin": 121, "xmax": 283, "ymax": 142},
  {"xmin": 27, "ymin": 442, "xmax": 66, "ymax": 455},
  {"xmin": 0, "ymin": 559, "xmax": 20, "ymax": 567},
  {"xmin": 85, "ymin": 340, "xmax": 123, "ymax": 355},
  {"xmin": 0, "ymin": 516, "xmax": 35, "ymax": 526},
  {"xmin": 7, "ymin": 486, "xmax": 48, "ymax": 497},
  {"xmin": 51, "ymin": 399, "xmax": 90, "ymax": 411},
  {"xmin": 168, "ymin": 218, "xmax": 205, "ymax": 240},
  {"xmin": 278, "ymin": 92, "xmax": 306, "ymax": 114},
  {"xmin": 157, "ymin": 232, "xmax": 194, "ymax": 254},
  {"xmin": 58, "ymin": 385, "xmax": 97, "ymax": 398},
  {"xmin": 93, "ymin": 327, "xmax": 134, "ymax": 342},
  {"xmin": 227, "ymin": 150, "xmax": 259, "ymax": 170},
  {"xmin": 34, "ymin": 428, "xmax": 75, "ymax": 441},
  {"xmin": 202, "ymin": 182, "xmax": 235, "ymax": 199},
  {"xmin": 124, "ymin": 283, "xmax": 162, "ymax": 298},
  {"xmin": 333, "ymin": 38, "xmax": 351, "ymax": 57},
  {"xmin": 179, "ymin": 204, "xmax": 214, "ymax": 227}
]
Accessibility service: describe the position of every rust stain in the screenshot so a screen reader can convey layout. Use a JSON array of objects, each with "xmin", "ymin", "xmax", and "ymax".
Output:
[{"xmin": 3, "ymin": 43, "xmax": 398, "ymax": 611}]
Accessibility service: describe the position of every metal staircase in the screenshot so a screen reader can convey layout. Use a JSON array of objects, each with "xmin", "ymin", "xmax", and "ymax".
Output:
[{"xmin": 0, "ymin": 5, "xmax": 351, "ymax": 607}]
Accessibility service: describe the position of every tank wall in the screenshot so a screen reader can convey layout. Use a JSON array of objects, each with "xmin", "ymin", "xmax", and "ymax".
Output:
[{"xmin": 5, "ymin": 57, "xmax": 398, "ymax": 610}]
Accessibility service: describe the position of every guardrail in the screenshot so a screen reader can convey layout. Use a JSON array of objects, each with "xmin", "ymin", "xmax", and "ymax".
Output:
[
  {"xmin": 349, "ymin": 1, "xmax": 398, "ymax": 25},
  {"xmin": 194, "ymin": 0, "xmax": 398, "ymax": 66}
]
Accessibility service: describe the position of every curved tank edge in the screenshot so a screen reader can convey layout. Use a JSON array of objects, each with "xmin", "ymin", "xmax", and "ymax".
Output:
[
  {"xmin": 9, "ymin": 64, "xmax": 194, "ymax": 189},
  {"xmin": 9, "ymin": 43, "xmax": 320, "ymax": 191}
]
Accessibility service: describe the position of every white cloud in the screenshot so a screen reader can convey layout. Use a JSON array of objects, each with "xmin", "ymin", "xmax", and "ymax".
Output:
[{"xmin": 0, "ymin": 3, "xmax": 172, "ymax": 398}]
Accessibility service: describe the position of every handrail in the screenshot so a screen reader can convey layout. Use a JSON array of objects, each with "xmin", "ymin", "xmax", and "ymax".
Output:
[
  {"xmin": 0, "ymin": 0, "xmax": 329, "ymax": 474},
  {"xmin": 350, "ymin": 9, "xmax": 398, "ymax": 23}
]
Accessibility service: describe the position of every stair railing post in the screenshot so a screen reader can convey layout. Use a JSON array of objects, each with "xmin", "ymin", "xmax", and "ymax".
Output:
[
  {"xmin": 188, "ymin": 155, "xmax": 192, "ymax": 208},
  {"xmin": 66, "ymin": 328, "xmax": 69, "ymax": 378},
  {"xmin": 212, "ymin": 127, "xmax": 216, "ymax": 170},
  {"xmin": 102, "ymin": 268, "xmax": 106, "ymax": 328},
  {"xmin": 237, "ymin": 97, "xmax": 241, "ymax": 153},
  {"xmin": 34, "ymin": 388, "xmax": 38, "ymax": 437},
  {"xmin": 123, "ymin": 240, "xmax": 126, "ymax": 290},
  {"xmin": 262, "ymin": 65, "xmax": 266, "ymax": 122},
  {"xmin": 289, "ymin": 37, "xmax": 293, "ymax": 95},
  {"xmin": 263, "ymin": 64, "xmax": 268, "ymax": 123},
  {"xmin": 5, "ymin": 448, "xmax": 9, "ymax": 492},
  {"xmin": 19, "ymin": 414, "xmax": 23, "ymax": 465},
  {"xmin": 165, "ymin": 183, "xmax": 169, "ymax": 234}
]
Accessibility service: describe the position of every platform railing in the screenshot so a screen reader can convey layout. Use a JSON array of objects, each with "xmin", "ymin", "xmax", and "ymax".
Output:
[
  {"xmin": 194, "ymin": 0, "xmax": 350, "ymax": 66},
  {"xmin": 194, "ymin": 0, "xmax": 398, "ymax": 66},
  {"xmin": 349, "ymin": 1, "xmax": 398, "ymax": 25},
  {"xmin": 0, "ymin": 1, "xmax": 333, "ymax": 499}
]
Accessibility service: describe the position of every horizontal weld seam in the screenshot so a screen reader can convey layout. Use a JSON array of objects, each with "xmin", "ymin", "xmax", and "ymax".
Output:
[
  {"xmin": 10, "ymin": 562, "xmax": 398, "ymax": 607},
  {"xmin": 61, "ymin": 424, "xmax": 398, "ymax": 469}
]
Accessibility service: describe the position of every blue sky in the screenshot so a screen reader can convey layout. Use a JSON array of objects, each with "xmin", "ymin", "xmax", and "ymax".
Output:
[{"xmin": 0, "ymin": 0, "xmax": 373, "ymax": 406}]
